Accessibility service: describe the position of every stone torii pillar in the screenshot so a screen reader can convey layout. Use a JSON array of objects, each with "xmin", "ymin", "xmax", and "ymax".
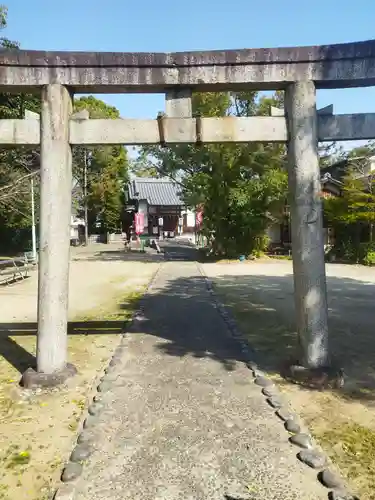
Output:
[
  {"xmin": 22, "ymin": 84, "xmax": 76, "ymax": 387},
  {"xmin": 285, "ymin": 81, "xmax": 329, "ymax": 368}
]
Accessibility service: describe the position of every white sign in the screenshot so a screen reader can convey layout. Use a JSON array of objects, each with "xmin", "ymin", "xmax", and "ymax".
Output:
[
  {"xmin": 178, "ymin": 217, "xmax": 183, "ymax": 226},
  {"xmin": 158, "ymin": 217, "xmax": 164, "ymax": 226}
]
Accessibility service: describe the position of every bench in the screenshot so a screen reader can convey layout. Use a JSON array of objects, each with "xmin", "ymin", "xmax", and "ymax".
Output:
[{"xmin": 0, "ymin": 257, "xmax": 30, "ymax": 285}]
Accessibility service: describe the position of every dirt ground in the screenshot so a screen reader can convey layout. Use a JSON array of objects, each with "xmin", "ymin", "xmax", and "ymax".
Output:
[
  {"xmin": 0, "ymin": 244, "xmax": 160, "ymax": 500},
  {"xmin": 203, "ymin": 259, "xmax": 375, "ymax": 499}
]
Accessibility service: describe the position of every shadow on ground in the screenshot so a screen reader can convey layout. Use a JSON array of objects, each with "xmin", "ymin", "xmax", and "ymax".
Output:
[
  {"xmin": 72, "ymin": 249, "xmax": 164, "ymax": 263},
  {"xmin": 0, "ymin": 320, "xmax": 129, "ymax": 374},
  {"xmin": 207, "ymin": 271, "xmax": 375, "ymax": 405},
  {"xmin": 1, "ymin": 259, "xmax": 374, "ymax": 405}
]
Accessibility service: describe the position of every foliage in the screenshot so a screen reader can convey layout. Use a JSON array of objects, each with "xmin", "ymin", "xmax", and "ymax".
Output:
[
  {"xmin": 0, "ymin": 7, "xmax": 41, "ymax": 253},
  {"xmin": 324, "ymin": 144, "xmax": 375, "ymax": 263},
  {"xmin": 363, "ymin": 251, "xmax": 375, "ymax": 266},
  {"xmin": 72, "ymin": 96, "xmax": 129, "ymax": 234},
  {"xmin": 142, "ymin": 91, "xmax": 288, "ymax": 257},
  {"xmin": 128, "ymin": 149, "xmax": 158, "ymax": 178}
]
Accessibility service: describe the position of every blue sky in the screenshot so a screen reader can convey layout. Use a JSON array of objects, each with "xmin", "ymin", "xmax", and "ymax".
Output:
[{"xmin": 4, "ymin": 0, "xmax": 375, "ymax": 151}]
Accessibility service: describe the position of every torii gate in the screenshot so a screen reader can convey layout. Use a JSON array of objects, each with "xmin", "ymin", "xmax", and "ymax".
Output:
[{"xmin": 1, "ymin": 39, "xmax": 375, "ymax": 387}]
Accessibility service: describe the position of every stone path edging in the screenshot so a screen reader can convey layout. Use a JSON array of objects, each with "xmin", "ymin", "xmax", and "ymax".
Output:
[
  {"xmin": 196, "ymin": 262, "xmax": 359, "ymax": 500},
  {"xmin": 52, "ymin": 262, "xmax": 164, "ymax": 500}
]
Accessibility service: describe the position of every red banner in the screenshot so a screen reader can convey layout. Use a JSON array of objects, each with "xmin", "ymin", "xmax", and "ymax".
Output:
[
  {"xmin": 196, "ymin": 210, "xmax": 203, "ymax": 228},
  {"xmin": 134, "ymin": 212, "xmax": 144, "ymax": 235}
]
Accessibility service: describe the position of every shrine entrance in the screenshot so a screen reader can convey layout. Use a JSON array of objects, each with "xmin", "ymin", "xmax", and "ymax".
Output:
[{"xmin": 1, "ymin": 39, "xmax": 375, "ymax": 385}]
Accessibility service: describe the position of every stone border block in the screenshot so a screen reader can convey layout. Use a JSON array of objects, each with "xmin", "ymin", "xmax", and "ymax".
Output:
[{"xmin": 21, "ymin": 363, "xmax": 77, "ymax": 389}]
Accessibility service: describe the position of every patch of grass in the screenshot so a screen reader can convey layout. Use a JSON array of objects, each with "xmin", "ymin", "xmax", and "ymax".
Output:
[
  {"xmin": 316, "ymin": 422, "xmax": 375, "ymax": 499},
  {"xmin": 268, "ymin": 254, "xmax": 292, "ymax": 260},
  {"xmin": 6, "ymin": 450, "xmax": 31, "ymax": 468},
  {"xmin": 78, "ymin": 288, "xmax": 144, "ymax": 322}
]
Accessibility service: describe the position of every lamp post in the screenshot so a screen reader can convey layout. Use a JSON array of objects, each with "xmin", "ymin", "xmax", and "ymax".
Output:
[
  {"xmin": 30, "ymin": 177, "xmax": 37, "ymax": 262},
  {"xmin": 83, "ymin": 150, "xmax": 92, "ymax": 246}
]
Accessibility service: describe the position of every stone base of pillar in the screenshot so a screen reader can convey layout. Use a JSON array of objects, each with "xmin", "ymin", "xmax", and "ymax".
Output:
[{"xmin": 20, "ymin": 363, "xmax": 77, "ymax": 389}]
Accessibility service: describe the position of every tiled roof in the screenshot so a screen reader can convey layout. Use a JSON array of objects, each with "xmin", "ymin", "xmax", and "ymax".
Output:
[{"xmin": 129, "ymin": 177, "xmax": 183, "ymax": 206}]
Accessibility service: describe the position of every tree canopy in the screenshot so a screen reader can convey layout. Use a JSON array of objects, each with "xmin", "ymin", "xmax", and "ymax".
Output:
[
  {"xmin": 0, "ymin": 7, "xmax": 128, "ymax": 252},
  {"xmin": 73, "ymin": 96, "xmax": 129, "ymax": 235},
  {"xmin": 142, "ymin": 91, "xmax": 288, "ymax": 257}
]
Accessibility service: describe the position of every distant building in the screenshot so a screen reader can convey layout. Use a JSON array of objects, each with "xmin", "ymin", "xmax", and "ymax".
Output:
[
  {"xmin": 126, "ymin": 177, "xmax": 195, "ymax": 238},
  {"xmin": 267, "ymin": 170, "xmax": 343, "ymax": 249}
]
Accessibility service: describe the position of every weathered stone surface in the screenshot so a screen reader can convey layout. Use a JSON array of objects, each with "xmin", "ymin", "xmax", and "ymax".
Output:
[
  {"xmin": 253, "ymin": 369, "xmax": 265, "ymax": 378},
  {"xmin": 70, "ymin": 444, "xmax": 92, "ymax": 462},
  {"xmin": 328, "ymin": 491, "xmax": 359, "ymax": 500},
  {"xmin": 297, "ymin": 449, "xmax": 326, "ymax": 469},
  {"xmin": 21, "ymin": 363, "xmax": 77, "ymax": 389},
  {"xmin": 276, "ymin": 408, "xmax": 296, "ymax": 421},
  {"xmin": 109, "ymin": 358, "xmax": 119, "ymax": 368},
  {"xmin": 246, "ymin": 361, "xmax": 258, "ymax": 371},
  {"xmin": 53, "ymin": 483, "xmax": 76, "ymax": 499},
  {"xmin": 267, "ymin": 397, "xmax": 283, "ymax": 409},
  {"xmin": 61, "ymin": 462, "xmax": 83, "ymax": 482},
  {"xmin": 262, "ymin": 386, "xmax": 280, "ymax": 397},
  {"xmin": 319, "ymin": 469, "xmax": 344, "ymax": 489},
  {"xmin": 83, "ymin": 415, "xmax": 98, "ymax": 429},
  {"xmin": 104, "ymin": 364, "xmax": 117, "ymax": 374},
  {"xmin": 284, "ymin": 419, "xmax": 301, "ymax": 434},
  {"xmin": 3, "ymin": 40, "xmax": 375, "ymax": 92},
  {"xmin": 97, "ymin": 381, "xmax": 112, "ymax": 392},
  {"xmin": 254, "ymin": 376, "xmax": 273, "ymax": 387},
  {"xmin": 88, "ymin": 403, "xmax": 103, "ymax": 416},
  {"xmin": 289, "ymin": 433, "xmax": 313, "ymax": 449},
  {"xmin": 77, "ymin": 430, "xmax": 95, "ymax": 445},
  {"xmin": 93, "ymin": 394, "xmax": 102, "ymax": 403}
]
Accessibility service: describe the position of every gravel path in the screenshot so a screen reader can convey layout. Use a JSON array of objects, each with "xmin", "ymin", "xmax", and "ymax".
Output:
[{"xmin": 73, "ymin": 260, "xmax": 327, "ymax": 500}]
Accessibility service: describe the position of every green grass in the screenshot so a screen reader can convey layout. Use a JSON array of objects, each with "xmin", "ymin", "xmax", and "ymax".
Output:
[{"xmin": 316, "ymin": 423, "xmax": 375, "ymax": 499}]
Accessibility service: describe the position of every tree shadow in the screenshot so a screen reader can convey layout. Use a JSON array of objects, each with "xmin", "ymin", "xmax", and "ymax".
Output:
[
  {"xmin": 0, "ymin": 320, "xmax": 127, "ymax": 374},
  {"xmin": 1, "ymin": 263, "xmax": 374, "ymax": 407},
  {"xmin": 72, "ymin": 249, "xmax": 164, "ymax": 263},
  {"xmin": 206, "ymin": 270, "xmax": 375, "ymax": 405}
]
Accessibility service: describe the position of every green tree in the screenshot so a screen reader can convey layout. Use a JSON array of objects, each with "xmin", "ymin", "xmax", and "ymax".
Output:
[
  {"xmin": 142, "ymin": 91, "xmax": 288, "ymax": 257},
  {"xmin": 0, "ymin": 5, "xmax": 41, "ymax": 253},
  {"xmin": 129, "ymin": 149, "xmax": 158, "ymax": 178},
  {"xmin": 73, "ymin": 96, "xmax": 129, "ymax": 235},
  {"xmin": 324, "ymin": 143, "xmax": 375, "ymax": 262}
]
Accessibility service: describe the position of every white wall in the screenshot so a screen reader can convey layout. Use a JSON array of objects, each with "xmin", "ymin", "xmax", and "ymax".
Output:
[
  {"xmin": 266, "ymin": 224, "xmax": 281, "ymax": 244},
  {"xmin": 182, "ymin": 208, "xmax": 195, "ymax": 228}
]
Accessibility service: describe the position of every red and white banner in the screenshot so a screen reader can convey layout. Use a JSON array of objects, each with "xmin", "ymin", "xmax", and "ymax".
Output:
[
  {"xmin": 196, "ymin": 210, "xmax": 203, "ymax": 228},
  {"xmin": 134, "ymin": 212, "xmax": 144, "ymax": 235}
]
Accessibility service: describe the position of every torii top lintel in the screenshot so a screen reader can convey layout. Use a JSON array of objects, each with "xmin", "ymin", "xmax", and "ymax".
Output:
[{"xmin": 1, "ymin": 39, "xmax": 375, "ymax": 92}]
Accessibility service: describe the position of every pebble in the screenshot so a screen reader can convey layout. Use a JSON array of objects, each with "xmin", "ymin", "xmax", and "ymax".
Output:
[
  {"xmin": 289, "ymin": 433, "xmax": 312, "ymax": 449},
  {"xmin": 297, "ymin": 449, "xmax": 326, "ymax": 468},
  {"xmin": 328, "ymin": 491, "xmax": 359, "ymax": 500},
  {"xmin": 267, "ymin": 397, "xmax": 283, "ymax": 409},
  {"xmin": 88, "ymin": 403, "xmax": 103, "ymax": 416},
  {"xmin": 262, "ymin": 386, "xmax": 280, "ymax": 397},
  {"xmin": 77, "ymin": 430, "xmax": 95, "ymax": 445},
  {"xmin": 83, "ymin": 415, "xmax": 97, "ymax": 429},
  {"xmin": 284, "ymin": 419, "xmax": 301, "ymax": 434},
  {"xmin": 105, "ymin": 365, "xmax": 117, "ymax": 374},
  {"xmin": 70, "ymin": 444, "xmax": 92, "ymax": 462},
  {"xmin": 254, "ymin": 376, "xmax": 273, "ymax": 387},
  {"xmin": 97, "ymin": 381, "xmax": 112, "ymax": 393},
  {"xmin": 319, "ymin": 469, "xmax": 344, "ymax": 489},
  {"xmin": 61, "ymin": 462, "xmax": 83, "ymax": 482},
  {"xmin": 276, "ymin": 408, "xmax": 295, "ymax": 421},
  {"xmin": 53, "ymin": 483, "xmax": 76, "ymax": 499}
]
